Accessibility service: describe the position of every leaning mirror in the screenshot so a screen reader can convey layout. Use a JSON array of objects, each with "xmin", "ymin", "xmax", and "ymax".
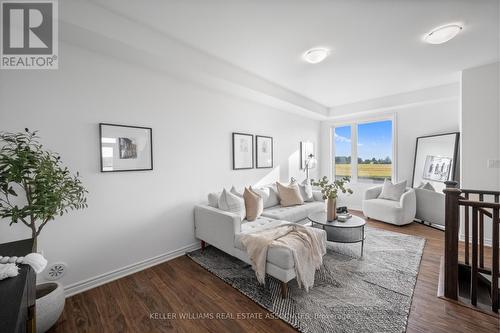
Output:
[{"xmin": 412, "ymin": 132, "xmax": 460, "ymax": 193}]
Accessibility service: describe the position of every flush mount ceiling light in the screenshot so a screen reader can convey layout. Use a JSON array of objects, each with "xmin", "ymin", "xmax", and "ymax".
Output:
[
  {"xmin": 303, "ymin": 47, "xmax": 330, "ymax": 64},
  {"xmin": 424, "ymin": 24, "xmax": 463, "ymax": 44}
]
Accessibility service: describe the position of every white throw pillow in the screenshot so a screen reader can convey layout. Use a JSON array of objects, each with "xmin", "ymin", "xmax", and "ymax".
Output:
[
  {"xmin": 295, "ymin": 180, "xmax": 313, "ymax": 202},
  {"xmin": 254, "ymin": 184, "xmax": 280, "ymax": 208},
  {"xmin": 378, "ymin": 179, "xmax": 407, "ymax": 201},
  {"xmin": 418, "ymin": 182, "xmax": 436, "ymax": 191},
  {"xmin": 230, "ymin": 186, "xmax": 243, "ymax": 198},
  {"xmin": 218, "ymin": 188, "xmax": 246, "ymax": 221},
  {"xmin": 207, "ymin": 192, "xmax": 221, "ymax": 208}
]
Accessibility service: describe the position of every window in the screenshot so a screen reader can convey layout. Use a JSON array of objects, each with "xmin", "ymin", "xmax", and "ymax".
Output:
[
  {"xmin": 357, "ymin": 120, "xmax": 392, "ymax": 182},
  {"xmin": 333, "ymin": 125, "xmax": 352, "ymax": 179},
  {"xmin": 332, "ymin": 119, "xmax": 393, "ymax": 183}
]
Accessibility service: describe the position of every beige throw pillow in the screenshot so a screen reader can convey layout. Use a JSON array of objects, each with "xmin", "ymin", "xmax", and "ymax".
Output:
[
  {"xmin": 276, "ymin": 182, "xmax": 304, "ymax": 207},
  {"xmin": 244, "ymin": 187, "xmax": 263, "ymax": 221}
]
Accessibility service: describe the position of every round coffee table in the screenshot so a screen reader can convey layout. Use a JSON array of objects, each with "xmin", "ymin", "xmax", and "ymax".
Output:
[{"xmin": 308, "ymin": 211, "xmax": 366, "ymax": 256}]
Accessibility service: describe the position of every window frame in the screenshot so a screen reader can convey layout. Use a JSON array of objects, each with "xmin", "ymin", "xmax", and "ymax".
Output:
[{"xmin": 330, "ymin": 114, "xmax": 397, "ymax": 184}]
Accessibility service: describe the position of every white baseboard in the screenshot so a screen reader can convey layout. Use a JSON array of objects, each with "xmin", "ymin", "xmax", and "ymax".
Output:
[
  {"xmin": 64, "ymin": 242, "xmax": 200, "ymax": 297},
  {"xmin": 459, "ymin": 234, "xmax": 492, "ymax": 247}
]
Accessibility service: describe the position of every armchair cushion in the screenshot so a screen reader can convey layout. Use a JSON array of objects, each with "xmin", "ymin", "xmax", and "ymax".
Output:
[{"xmin": 378, "ymin": 179, "xmax": 407, "ymax": 201}]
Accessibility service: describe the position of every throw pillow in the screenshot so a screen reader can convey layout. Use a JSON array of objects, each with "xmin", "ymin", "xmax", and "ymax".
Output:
[
  {"xmin": 294, "ymin": 179, "xmax": 313, "ymax": 202},
  {"xmin": 253, "ymin": 184, "xmax": 280, "ymax": 208},
  {"xmin": 418, "ymin": 182, "xmax": 436, "ymax": 191},
  {"xmin": 378, "ymin": 179, "xmax": 407, "ymax": 201},
  {"xmin": 276, "ymin": 182, "xmax": 304, "ymax": 207},
  {"xmin": 207, "ymin": 192, "xmax": 221, "ymax": 208},
  {"xmin": 230, "ymin": 186, "xmax": 243, "ymax": 198},
  {"xmin": 218, "ymin": 188, "xmax": 246, "ymax": 221},
  {"xmin": 250, "ymin": 186, "xmax": 269, "ymax": 203},
  {"xmin": 312, "ymin": 190, "xmax": 323, "ymax": 201},
  {"xmin": 243, "ymin": 187, "xmax": 263, "ymax": 221}
]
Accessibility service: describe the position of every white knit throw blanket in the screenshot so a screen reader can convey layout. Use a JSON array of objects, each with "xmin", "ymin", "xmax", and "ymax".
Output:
[{"xmin": 240, "ymin": 223, "xmax": 326, "ymax": 291}]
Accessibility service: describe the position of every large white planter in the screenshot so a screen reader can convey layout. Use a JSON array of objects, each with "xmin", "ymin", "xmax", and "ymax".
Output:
[{"xmin": 36, "ymin": 282, "xmax": 65, "ymax": 333}]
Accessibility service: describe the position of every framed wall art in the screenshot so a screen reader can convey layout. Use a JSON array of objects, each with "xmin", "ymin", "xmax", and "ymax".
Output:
[
  {"xmin": 99, "ymin": 123, "xmax": 153, "ymax": 172},
  {"xmin": 232, "ymin": 132, "xmax": 253, "ymax": 170},
  {"xmin": 256, "ymin": 135, "xmax": 273, "ymax": 168},
  {"xmin": 300, "ymin": 141, "xmax": 314, "ymax": 170}
]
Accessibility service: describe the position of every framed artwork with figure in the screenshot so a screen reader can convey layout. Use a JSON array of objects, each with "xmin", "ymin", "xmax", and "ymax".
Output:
[
  {"xmin": 411, "ymin": 132, "xmax": 459, "ymax": 192},
  {"xmin": 256, "ymin": 135, "xmax": 273, "ymax": 168},
  {"xmin": 232, "ymin": 132, "xmax": 253, "ymax": 170},
  {"xmin": 99, "ymin": 123, "xmax": 153, "ymax": 172}
]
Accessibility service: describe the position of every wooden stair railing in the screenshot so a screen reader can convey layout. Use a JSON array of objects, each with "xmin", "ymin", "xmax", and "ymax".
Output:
[{"xmin": 443, "ymin": 181, "xmax": 500, "ymax": 313}]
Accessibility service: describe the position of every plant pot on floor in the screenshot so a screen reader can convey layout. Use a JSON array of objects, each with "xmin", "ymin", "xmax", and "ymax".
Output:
[{"xmin": 36, "ymin": 282, "xmax": 65, "ymax": 333}]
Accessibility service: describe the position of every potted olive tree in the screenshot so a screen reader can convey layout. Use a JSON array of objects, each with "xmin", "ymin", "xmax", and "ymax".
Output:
[
  {"xmin": 313, "ymin": 176, "xmax": 353, "ymax": 221},
  {"xmin": 0, "ymin": 129, "xmax": 87, "ymax": 332}
]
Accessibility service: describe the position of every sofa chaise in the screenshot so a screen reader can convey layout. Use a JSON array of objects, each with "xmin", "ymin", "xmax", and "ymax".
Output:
[{"xmin": 194, "ymin": 185, "xmax": 326, "ymax": 297}]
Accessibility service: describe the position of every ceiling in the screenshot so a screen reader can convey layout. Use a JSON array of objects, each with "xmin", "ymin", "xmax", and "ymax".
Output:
[{"xmin": 93, "ymin": 0, "xmax": 499, "ymax": 107}]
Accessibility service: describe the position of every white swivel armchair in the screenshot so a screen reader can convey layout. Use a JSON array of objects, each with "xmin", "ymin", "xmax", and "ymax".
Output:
[{"xmin": 362, "ymin": 186, "xmax": 416, "ymax": 226}]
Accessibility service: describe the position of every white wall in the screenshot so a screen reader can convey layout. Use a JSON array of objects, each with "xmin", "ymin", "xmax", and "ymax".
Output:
[
  {"xmin": 460, "ymin": 62, "xmax": 500, "ymax": 244},
  {"xmin": 0, "ymin": 43, "xmax": 319, "ymax": 294},
  {"xmin": 461, "ymin": 62, "xmax": 500, "ymax": 191},
  {"xmin": 320, "ymin": 90, "xmax": 460, "ymax": 209}
]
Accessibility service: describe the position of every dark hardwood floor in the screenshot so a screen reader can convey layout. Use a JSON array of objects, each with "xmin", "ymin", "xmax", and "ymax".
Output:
[{"xmin": 49, "ymin": 214, "xmax": 500, "ymax": 333}]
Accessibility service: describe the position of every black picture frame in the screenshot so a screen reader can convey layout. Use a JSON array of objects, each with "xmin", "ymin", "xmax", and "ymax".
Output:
[
  {"xmin": 99, "ymin": 123, "xmax": 153, "ymax": 172},
  {"xmin": 411, "ymin": 132, "xmax": 460, "ymax": 188},
  {"xmin": 256, "ymin": 135, "xmax": 273, "ymax": 169},
  {"xmin": 232, "ymin": 132, "xmax": 254, "ymax": 170}
]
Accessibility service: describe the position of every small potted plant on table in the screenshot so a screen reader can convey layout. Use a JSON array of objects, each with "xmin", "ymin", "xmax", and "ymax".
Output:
[{"xmin": 313, "ymin": 176, "xmax": 353, "ymax": 221}]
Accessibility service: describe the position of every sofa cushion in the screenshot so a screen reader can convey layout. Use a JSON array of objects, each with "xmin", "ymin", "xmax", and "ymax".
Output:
[
  {"xmin": 295, "ymin": 180, "xmax": 313, "ymax": 202},
  {"xmin": 230, "ymin": 186, "xmax": 243, "ymax": 197},
  {"xmin": 218, "ymin": 189, "xmax": 246, "ymax": 221},
  {"xmin": 417, "ymin": 181, "xmax": 436, "ymax": 191},
  {"xmin": 253, "ymin": 184, "xmax": 280, "ymax": 208},
  {"xmin": 261, "ymin": 201, "xmax": 324, "ymax": 222},
  {"xmin": 243, "ymin": 187, "xmax": 263, "ymax": 221},
  {"xmin": 276, "ymin": 182, "xmax": 304, "ymax": 207},
  {"xmin": 235, "ymin": 218, "xmax": 326, "ymax": 270},
  {"xmin": 235, "ymin": 217, "xmax": 283, "ymax": 248},
  {"xmin": 207, "ymin": 192, "xmax": 220, "ymax": 208}
]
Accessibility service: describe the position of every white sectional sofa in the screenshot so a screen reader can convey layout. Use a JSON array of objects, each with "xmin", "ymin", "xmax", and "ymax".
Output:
[{"xmin": 194, "ymin": 184, "xmax": 326, "ymax": 297}]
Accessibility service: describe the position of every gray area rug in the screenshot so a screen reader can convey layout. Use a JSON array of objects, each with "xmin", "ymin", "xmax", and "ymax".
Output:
[{"xmin": 187, "ymin": 226, "xmax": 425, "ymax": 333}]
